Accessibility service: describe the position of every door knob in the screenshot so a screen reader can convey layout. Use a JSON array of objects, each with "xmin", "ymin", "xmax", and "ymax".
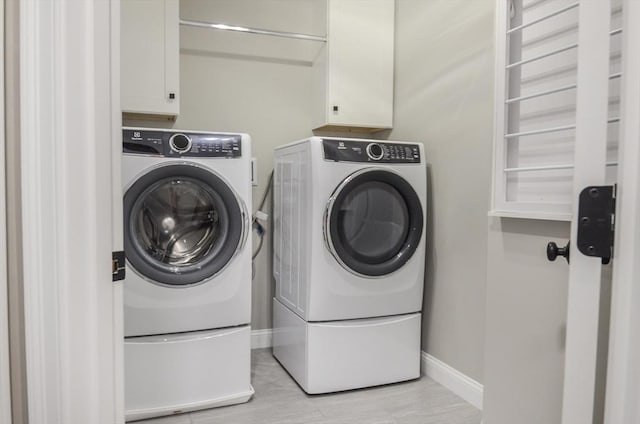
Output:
[{"xmin": 547, "ymin": 241, "xmax": 570, "ymax": 263}]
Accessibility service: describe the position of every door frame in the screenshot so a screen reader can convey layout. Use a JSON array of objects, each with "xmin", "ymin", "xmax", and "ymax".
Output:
[
  {"xmin": 19, "ymin": 0, "xmax": 123, "ymax": 422},
  {"xmin": 0, "ymin": 0, "xmax": 12, "ymax": 420},
  {"xmin": 604, "ymin": 0, "xmax": 640, "ymax": 422},
  {"xmin": 561, "ymin": 1, "xmax": 612, "ymax": 423}
]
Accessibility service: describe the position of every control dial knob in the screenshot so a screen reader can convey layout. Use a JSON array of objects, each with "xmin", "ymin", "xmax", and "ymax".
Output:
[
  {"xmin": 366, "ymin": 143, "xmax": 384, "ymax": 161},
  {"xmin": 169, "ymin": 133, "xmax": 192, "ymax": 154}
]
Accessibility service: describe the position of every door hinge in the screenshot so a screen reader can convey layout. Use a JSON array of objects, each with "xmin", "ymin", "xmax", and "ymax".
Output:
[
  {"xmin": 112, "ymin": 251, "xmax": 126, "ymax": 281},
  {"xmin": 577, "ymin": 185, "xmax": 616, "ymax": 264}
]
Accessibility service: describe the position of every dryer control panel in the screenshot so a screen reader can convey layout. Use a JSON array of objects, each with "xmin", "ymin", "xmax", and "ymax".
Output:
[
  {"xmin": 123, "ymin": 129, "xmax": 243, "ymax": 158},
  {"xmin": 322, "ymin": 139, "xmax": 421, "ymax": 163}
]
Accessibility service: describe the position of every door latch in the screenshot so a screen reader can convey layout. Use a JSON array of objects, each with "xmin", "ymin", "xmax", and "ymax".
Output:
[
  {"xmin": 577, "ymin": 185, "xmax": 615, "ymax": 264},
  {"xmin": 112, "ymin": 251, "xmax": 126, "ymax": 281}
]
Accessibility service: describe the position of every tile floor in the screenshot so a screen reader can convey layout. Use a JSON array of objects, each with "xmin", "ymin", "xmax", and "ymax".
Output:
[{"xmin": 134, "ymin": 349, "xmax": 482, "ymax": 424}]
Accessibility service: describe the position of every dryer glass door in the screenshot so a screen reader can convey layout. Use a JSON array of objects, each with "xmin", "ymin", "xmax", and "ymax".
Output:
[
  {"xmin": 124, "ymin": 164, "xmax": 246, "ymax": 286},
  {"xmin": 325, "ymin": 169, "xmax": 423, "ymax": 277}
]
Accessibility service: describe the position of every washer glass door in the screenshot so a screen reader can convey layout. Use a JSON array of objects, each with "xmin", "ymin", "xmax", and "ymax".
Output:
[
  {"xmin": 124, "ymin": 164, "xmax": 246, "ymax": 286},
  {"xmin": 325, "ymin": 169, "xmax": 423, "ymax": 277}
]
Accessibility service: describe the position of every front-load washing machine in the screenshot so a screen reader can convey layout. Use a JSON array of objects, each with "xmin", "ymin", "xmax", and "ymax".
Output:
[
  {"xmin": 122, "ymin": 128, "xmax": 253, "ymax": 421},
  {"xmin": 272, "ymin": 136, "xmax": 426, "ymax": 394}
]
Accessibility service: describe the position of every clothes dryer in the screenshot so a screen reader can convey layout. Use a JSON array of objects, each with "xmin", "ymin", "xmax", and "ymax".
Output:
[
  {"xmin": 272, "ymin": 136, "xmax": 426, "ymax": 394},
  {"xmin": 122, "ymin": 127, "xmax": 253, "ymax": 420}
]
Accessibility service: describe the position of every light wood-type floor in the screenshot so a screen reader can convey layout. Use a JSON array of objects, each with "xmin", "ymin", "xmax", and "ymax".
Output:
[{"xmin": 135, "ymin": 348, "xmax": 482, "ymax": 424}]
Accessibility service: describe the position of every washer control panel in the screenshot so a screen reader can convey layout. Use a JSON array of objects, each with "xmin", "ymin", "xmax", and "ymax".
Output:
[
  {"xmin": 322, "ymin": 139, "xmax": 421, "ymax": 163},
  {"xmin": 123, "ymin": 129, "xmax": 242, "ymax": 158}
]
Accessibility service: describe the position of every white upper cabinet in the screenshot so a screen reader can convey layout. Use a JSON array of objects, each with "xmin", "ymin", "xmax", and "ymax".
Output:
[
  {"xmin": 312, "ymin": 0, "xmax": 395, "ymax": 132},
  {"xmin": 121, "ymin": 0, "xmax": 179, "ymax": 117}
]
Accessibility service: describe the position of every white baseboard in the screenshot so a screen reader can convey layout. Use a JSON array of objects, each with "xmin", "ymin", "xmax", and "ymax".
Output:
[
  {"xmin": 251, "ymin": 328, "xmax": 273, "ymax": 349},
  {"xmin": 421, "ymin": 351, "xmax": 483, "ymax": 410}
]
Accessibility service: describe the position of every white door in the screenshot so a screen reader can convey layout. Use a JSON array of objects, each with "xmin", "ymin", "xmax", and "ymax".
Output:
[
  {"xmin": 560, "ymin": 1, "xmax": 613, "ymax": 423},
  {"xmin": 19, "ymin": 0, "xmax": 124, "ymax": 423},
  {"xmin": 0, "ymin": 0, "xmax": 11, "ymax": 420},
  {"xmin": 603, "ymin": 1, "xmax": 640, "ymax": 422},
  {"xmin": 491, "ymin": 1, "xmax": 635, "ymax": 422},
  {"xmin": 561, "ymin": 1, "xmax": 640, "ymax": 423}
]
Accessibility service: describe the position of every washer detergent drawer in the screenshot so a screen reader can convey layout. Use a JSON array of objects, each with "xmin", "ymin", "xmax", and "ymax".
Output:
[
  {"xmin": 124, "ymin": 325, "xmax": 253, "ymax": 421},
  {"xmin": 273, "ymin": 299, "xmax": 421, "ymax": 394}
]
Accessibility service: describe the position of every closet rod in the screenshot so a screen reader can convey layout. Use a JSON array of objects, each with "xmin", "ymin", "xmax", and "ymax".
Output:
[{"xmin": 180, "ymin": 19, "xmax": 327, "ymax": 42}]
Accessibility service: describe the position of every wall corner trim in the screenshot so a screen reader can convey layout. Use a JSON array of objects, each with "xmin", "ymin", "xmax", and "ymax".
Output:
[
  {"xmin": 421, "ymin": 351, "xmax": 484, "ymax": 410},
  {"xmin": 251, "ymin": 328, "xmax": 273, "ymax": 350}
]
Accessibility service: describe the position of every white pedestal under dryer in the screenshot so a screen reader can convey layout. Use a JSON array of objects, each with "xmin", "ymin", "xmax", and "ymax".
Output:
[
  {"xmin": 122, "ymin": 128, "xmax": 253, "ymax": 421},
  {"xmin": 272, "ymin": 136, "xmax": 426, "ymax": 394}
]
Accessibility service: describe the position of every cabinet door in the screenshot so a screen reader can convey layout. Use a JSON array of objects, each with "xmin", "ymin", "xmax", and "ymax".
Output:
[
  {"xmin": 121, "ymin": 0, "xmax": 179, "ymax": 116},
  {"xmin": 321, "ymin": 0, "xmax": 394, "ymax": 130}
]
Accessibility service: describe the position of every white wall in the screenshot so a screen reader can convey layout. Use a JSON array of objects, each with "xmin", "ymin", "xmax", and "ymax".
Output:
[
  {"xmin": 170, "ymin": 0, "xmax": 496, "ymax": 383},
  {"xmin": 483, "ymin": 218, "xmax": 612, "ymax": 424},
  {"xmin": 389, "ymin": 0, "xmax": 495, "ymax": 383},
  {"xmin": 483, "ymin": 219, "xmax": 570, "ymax": 423},
  {"xmin": 174, "ymin": 0, "xmax": 321, "ymax": 330}
]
